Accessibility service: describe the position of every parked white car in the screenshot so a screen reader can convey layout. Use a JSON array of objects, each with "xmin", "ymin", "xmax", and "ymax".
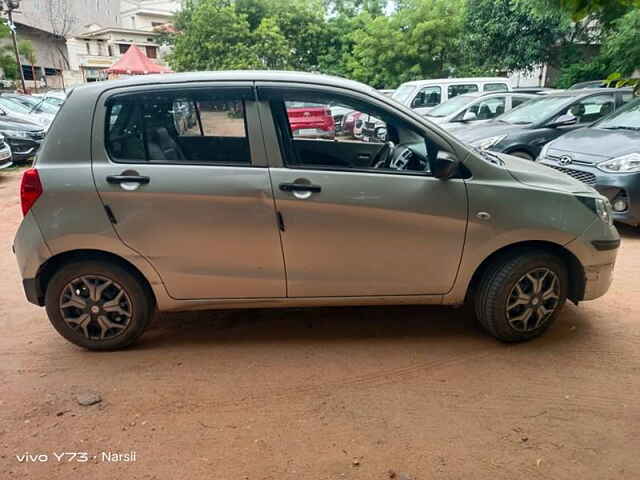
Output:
[{"xmin": 392, "ymin": 77, "xmax": 512, "ymax": 115}]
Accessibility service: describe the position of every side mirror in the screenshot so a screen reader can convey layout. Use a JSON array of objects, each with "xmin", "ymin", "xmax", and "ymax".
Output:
[
  {"xmin": 547, "ymin": 113, "xmax": 577, "ymax": 128},
  {"xmin": 374, "ymin": 126, "xmax": 387, "ymax": 141},
  {"xmin": 461, "ymin": 111, "xmax": 477, "ymax": 122},
  {"xmin": 431, "ymin": 150, "xmax": 459, "ymax": 180}
]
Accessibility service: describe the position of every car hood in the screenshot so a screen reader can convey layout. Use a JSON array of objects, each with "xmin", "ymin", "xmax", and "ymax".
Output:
[
  {"xmin": 0, "ymin": 116, "xmax": 44, "ymax": 131},
  {"xmin": 455, "ymin": 122, "xmax": 527, "ymax": 143},
  {"xmin": 547, "ymin": 127, "xmax": 640, "ymax": 159},
  {"xmin": 497, "ymin": 152, "xmax": 595, "ymax": 194}
]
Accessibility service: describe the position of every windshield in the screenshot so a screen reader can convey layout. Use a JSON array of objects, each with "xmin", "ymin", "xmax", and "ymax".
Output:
[
  {"xmin": 498, "ymin": 95, "xmax": 576, "ymax": 125},
  {"xmin": 596, "ymin": 97, "xmax": 640, "ymax": 130},
  {"xmin": 0, "ymin": 98, "xmax": 30, "ymax": 114},
  {"xmin": 392, "ymin": 85, "xmax": 416, "ymax": 105},
  {"xmin": 426, "ymin": 95, "xmax": 476, "ymax": 117}
]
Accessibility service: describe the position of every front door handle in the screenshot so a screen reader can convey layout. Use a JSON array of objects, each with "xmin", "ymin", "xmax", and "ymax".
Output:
[
  {"xmin": 279, "ymin": 183, "xmax": 321, "ymax": 193},
  {"xmin": 106, "ymin": 175, "xmax": 150, "ymax": 185}
]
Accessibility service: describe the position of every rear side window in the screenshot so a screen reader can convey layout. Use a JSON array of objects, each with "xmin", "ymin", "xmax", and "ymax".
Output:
[
  {"xmin": 484, "ymin": 83, "xmax": 508, "ymax": 92},
  {"xmin": 448, "ymin": 84, "xmax": 479, "ymax": 98},
  {"xmin": 105, "ymin": 89, "xmax": 251, "ymax": 165},
  {"xmin": 411, "ymin": 86, "xmax": 442, "ymax": 108},
  {"xmin": 512, "ymin": 96, "xmax": 531, "ymax": 108}
]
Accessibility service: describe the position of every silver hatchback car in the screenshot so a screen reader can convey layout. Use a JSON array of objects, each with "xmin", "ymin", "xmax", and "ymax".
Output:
[{"xmin": 14, "ymin": 71, "xmax": 619, "ymax": 350}]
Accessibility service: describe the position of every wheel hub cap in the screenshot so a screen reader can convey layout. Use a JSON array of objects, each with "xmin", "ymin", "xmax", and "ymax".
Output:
[
  {"xmin": 59, "ymin": 275, "xmax": 133, "ymax": 341},
  {"xmin": 505, "ymin": 267, "xmax": 560, "ymax": 332}
]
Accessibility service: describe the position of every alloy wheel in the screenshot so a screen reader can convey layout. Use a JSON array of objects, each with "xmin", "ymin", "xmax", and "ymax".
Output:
[
  {"xmin": 59, "ymin": 275, "xmax": 133, "ymax": 340},
  {"xmin": 505, "ymin": 267, "xmax": 560, "ymax": 332}
]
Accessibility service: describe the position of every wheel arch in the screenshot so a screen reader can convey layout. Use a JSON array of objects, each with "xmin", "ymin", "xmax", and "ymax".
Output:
[
  {"xmin": 34, "ymin": 249, "xmax": 157, "ymax": 307},
  {"xmin": 503, "ymin": 145, "xmax": 536, "ymax": 159},
  {"xmin": 466, "ymin": 240, "xmax": 585, "ymax": 305}
]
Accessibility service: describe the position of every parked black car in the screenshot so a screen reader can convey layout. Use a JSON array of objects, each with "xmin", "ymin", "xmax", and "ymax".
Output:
[
  {"xmin": 539, "ymin": 97, "xmax": 640, "ymax": 227},
  {"xmin": 0, "ymin": 112, "xmax": 46, "ymax": 162},
  {"xmin": 455, "ymin": 88, "xmax": 633, "ymax": 160}
]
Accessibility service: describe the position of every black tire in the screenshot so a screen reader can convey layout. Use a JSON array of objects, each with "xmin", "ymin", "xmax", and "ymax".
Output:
[
  {"xmin": 474, "ymin": 250, "xmax": 568, "ymax": 342},
  {"xmin": 44, "ymin": 260, "xmax": 153, "ymax": 351},
  {"xmin": 508, "ymin": 151, "xmax": 534, "ymax": 161}
]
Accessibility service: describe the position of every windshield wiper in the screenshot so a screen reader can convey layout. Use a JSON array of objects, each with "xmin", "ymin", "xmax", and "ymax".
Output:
[{"xmin": 472, "ymin": 146, "xmax": 505, "ymax": 166}]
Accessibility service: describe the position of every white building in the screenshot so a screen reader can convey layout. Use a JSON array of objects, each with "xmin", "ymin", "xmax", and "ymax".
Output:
[
  {"xmin": 120, "ymin": 0, "xmax": 181, "ymax": 31},
  {"xmin": 66, "ymin": 23, "xmax": 166, "ymax": 83}
]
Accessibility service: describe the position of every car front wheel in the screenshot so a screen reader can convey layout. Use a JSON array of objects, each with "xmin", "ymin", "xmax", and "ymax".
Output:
[
  {"xmin": 45, "ymin": 260, "xmax": 153, "ymax": 350},
  {"xmin": 475, "ymin": 250, "xmax": 568, "ymax": 342}
]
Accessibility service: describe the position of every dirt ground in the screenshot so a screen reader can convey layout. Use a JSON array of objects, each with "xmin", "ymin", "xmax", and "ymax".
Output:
[{"xmin": 1, "ymin": 169, "xmax": 639, "ymax": 480}]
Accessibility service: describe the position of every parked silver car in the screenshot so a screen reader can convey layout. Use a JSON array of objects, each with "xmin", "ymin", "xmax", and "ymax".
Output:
[
  {"xmin": 424, "ymin": 92, "xmax": 538, "ymax": 130},
  {"xmin": 14, "ymin": 71, "xmax": 619, "ymax": 350}
]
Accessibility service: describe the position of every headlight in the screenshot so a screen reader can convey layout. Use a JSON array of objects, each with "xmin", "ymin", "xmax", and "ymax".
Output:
[
  {"xmin": 471, "ymin": 135, "xmax": 506, "ymax": 150},
  {"xmin": 537, "ymin": 143, "xmax": 550, "ymax": 162},
  {"xmin": 597, "ymin": 153, "xmax": 640, "ymax": 173},
  {"xmin": 577, "ymin": 196, "xmax": 613, "ymax": 225},
  {"xmin": 0, "ymin": 130, "xmax": 29, "ymax": 138}
]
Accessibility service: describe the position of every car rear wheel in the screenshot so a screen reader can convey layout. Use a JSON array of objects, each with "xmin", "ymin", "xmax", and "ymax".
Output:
[
  {"xmin": 474, "ymin": 250, "xmax": 568, "ymax": 342},
  {"xmin": 44, "ymin": 260, "xmax": 153, "ymax": 350}
]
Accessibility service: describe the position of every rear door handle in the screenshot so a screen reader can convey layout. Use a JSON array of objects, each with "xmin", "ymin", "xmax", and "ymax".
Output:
[
  {"xmin": 279, "ymin": 183, "xmax": 321, "ymax": 193},
  {"xmin": 106, "ymin": 175, "xmax": 150, "ymax": 185}
]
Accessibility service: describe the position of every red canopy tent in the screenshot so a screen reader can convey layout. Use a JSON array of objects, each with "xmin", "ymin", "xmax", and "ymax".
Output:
[{"xmin": 105, "ymin": 45, "xmax": 173, "ymax": 76}]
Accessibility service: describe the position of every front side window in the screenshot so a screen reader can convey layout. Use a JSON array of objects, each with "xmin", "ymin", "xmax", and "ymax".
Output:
[
  {"xmin": 461, "ymin": 96, "xmax": 506, "ymax": 121},
  {"xmin": 484, "ymin": 83, "xmax": 508, "ymax": 92},
  {"xmin": 448, "ymin": 84, "xmax": 479, "ymax": 99},
  {"xmin": 106, "ymin": 90, "xmax": 250, "ymax": 165},
  {"xmin": 411, "ymin": 86, "xmax": 442, "ymax": 108},
  {"xmin": 270, "ymin": 92, "xmax": 450, "ymax": 175}
]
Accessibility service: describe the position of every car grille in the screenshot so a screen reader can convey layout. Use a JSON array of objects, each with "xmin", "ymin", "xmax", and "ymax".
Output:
[
  {"xmin": 547, "ymin": 165, "xmax": 597, "ymax": 186},
  {"xmin": 364, "ymin": 121, "xmax": 376, "ymax": 129},
  {"xmin": 27, "ymin": 131, "xmax": 45, "ymax": 141}
]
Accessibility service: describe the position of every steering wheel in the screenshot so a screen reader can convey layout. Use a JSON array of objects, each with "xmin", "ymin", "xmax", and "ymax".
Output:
[{"xmin": 371, "ymin": 141, "xmax": 395, "ymax": 169}]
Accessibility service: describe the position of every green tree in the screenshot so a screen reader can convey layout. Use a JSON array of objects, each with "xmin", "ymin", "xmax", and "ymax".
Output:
[
  {"xmin": 602, "ymin": 8, "xmax": 640, "ymax": 76},
  {"xmin": 464, "ymin": 0, "xmax": 571, "ymax": 73},
  {"xmin": 0, "ymin": 23, "xmax": 18, "ymax": 81},
  {"xmin": 168, "ymin": 0, "xmax": 327, "ymax": 72},
  {"xmin": 341, "ymin": 0, "xmax": 467, "ymax": 88},
  {"xmin": 18, "ymin": 40, "xmax": 37, "ymax": 88}
]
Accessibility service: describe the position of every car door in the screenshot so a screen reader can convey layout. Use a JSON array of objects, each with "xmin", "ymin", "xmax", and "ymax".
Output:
[
  {"xmin": 257, "ymin": 84, "xmax": 468, "ymax": 298},
  {"xmin": 91, "ymin": 83, "xmax": 286, "ymax": 300}
]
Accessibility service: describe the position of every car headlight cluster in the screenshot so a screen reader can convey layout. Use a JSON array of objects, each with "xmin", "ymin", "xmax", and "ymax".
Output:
[
  {"xmin": 577, "ymin": 196, "xmax": 613, "ymax": 225},
  {"xmin": 471, "ymin": 135, "xmax": 506, "ymax": 150},
  {"xmin": 597, "ymin": 153, "xmax": 640, "ymax": 173},
  {"xmin": 0, "ymin": 129, "xmax": 29, "ymax": 138},
  {"xmin": 537, "ymin": 143, "xmax": 550, "ymax": 161}
]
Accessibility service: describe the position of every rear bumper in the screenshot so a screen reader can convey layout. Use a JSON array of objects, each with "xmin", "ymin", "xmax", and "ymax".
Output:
[{"xmin": 13, "ymin": 212, "xmax": 51, "ymax": 305}]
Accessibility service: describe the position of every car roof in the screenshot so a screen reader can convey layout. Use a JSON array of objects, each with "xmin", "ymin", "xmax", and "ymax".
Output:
[
  {"xmin": 543, "ymin": 87, "xmax": 630, "ymax": 98},
  {"xmin": 399, "ymin": 77, "xmax": 510, "ymax": 87},
  {"xmin": 71, "ymin": 70, "xmax": 378, "ymax": 98}
]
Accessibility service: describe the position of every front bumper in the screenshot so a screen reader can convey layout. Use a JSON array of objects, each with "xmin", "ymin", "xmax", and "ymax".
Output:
[
  {"xmin": 0, "ymin": 142, "xmax": 11, "ymax": 169},
  {"xmin": 540, "ymin": 159, "xmax": 640, "ymax": 227},
  {"xmin": 565, "ymin": 217, "xmax": 620, "ymax": 302},
  {"xmin": 5, "ymin": 137, "xmax": 42, "ymax": 161}
]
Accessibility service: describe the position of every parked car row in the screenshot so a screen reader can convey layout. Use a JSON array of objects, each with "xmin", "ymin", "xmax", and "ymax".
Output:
[{"xmin": 0, "ymin": 90, "xmax": 66, "ymax": 169}]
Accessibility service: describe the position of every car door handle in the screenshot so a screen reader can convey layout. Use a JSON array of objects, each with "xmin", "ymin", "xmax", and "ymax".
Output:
[
  {"xmin": 356, "ymin": 153, "xmax": 371, "ymax": 160},
  {"xmin": 106, "ymin": 175, "xmax": 150, "ymax": 185},
  {"xmin": 279, "ymin": 183, "xmax": 321, "ymax": 193}
]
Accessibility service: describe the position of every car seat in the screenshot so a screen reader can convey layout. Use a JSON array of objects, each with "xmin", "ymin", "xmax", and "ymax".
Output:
[{"xmin": 146, "ymin": 127, "xmax": 186, "ymax": 161}]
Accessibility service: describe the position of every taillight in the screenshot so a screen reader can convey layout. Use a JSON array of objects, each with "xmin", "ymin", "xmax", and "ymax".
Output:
[{"xmin": 20, "ymin": 168, "xmax": 43, "ymax": 216}]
